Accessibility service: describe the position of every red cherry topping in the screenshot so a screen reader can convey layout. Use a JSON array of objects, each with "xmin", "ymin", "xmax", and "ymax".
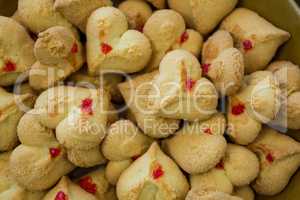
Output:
[
  {"xmin": 101, "ymin": 43, "xmax": 112, "ymax": 54},
  {"xmin": 266, "ymin": 153, "xmax": 274, "ymax": 163},
  {"xmin": 79, "ymin": 176, "xmax": 97, "ymax": 194},
  {"xmin": 243, "ymin": 40, "xmax": 253, "ymax": 51},
  {"xmin": 71, "ymin": 43, "xmax": 78, "ymax": 54},
  {"xmin": 136, "ymin": 25, "xmax": 144, "ymax": 33},
  {"xmin": 185, "ymin": 79, "xmax": 196, "ymax": 91},
  {"xmin": 55, "ymin": 191, "xmax": 67, "ymax": 200},
  {"xmin": 152, "ymin": 164, "xmax": 164, "ymax": 180},
  {"xmin": 204, "ymin": 128, "xmax": 212, "ymax": 135},
  {"xmin": 81, "ymin": 98, "xmax": 93, "ymax": 115},
  {"xmin": 49, "ymin": 148, "xmax": 61, "ymax": 158},
  {"xmin": 180, "ymin": 31, "xmax": 189, "ymax": 44},
  {"xmin": 3, "ymin": 60, "xmax": 16, "ymax": 72},
  {"xmin": 202, "ymin": 63, "xmax": 211, "ymax": 75},
  {"xmin": 216, "ymin": 160, "xmax": 224, "ymax": 169},
  {"xmin": 231, "ymin": 103, "xmax": 245, "ymax": 115}
]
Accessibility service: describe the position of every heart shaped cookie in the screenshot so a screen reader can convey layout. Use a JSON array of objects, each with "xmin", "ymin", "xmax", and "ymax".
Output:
[
  {"xmin": 190, "ymin": 144, "xmax": 259, "ymax": 193},
  {"xmin": 143, "ymin": 9, "xmax": 203, "ymax": 71},
  {"xmin": 147, "ymin": 49, "xmax": 218, "ymax": 121},
  {"xmin": 221, "ymin": 8, "xmax": 290, "ymax": 73},
  {"xmin": 87, "ymin": 7, "xmax": 152, "ymax": 74},
  {"xmin": 116, "ymin": 143, "xmax": 189, "ymax": 200},
  {"xmin": 248, "ymin": 127, "xmax": 300, "ymax": 196},
  {"xmin": 227, "ymin": 71, "xmax": 281, "ymax": 145},
  {"xmin": 163, "ymin": 118, "xmax": 227, "ymax": 174},
  {"xmin": 10, "ymin": 110, "xmax": 75, "ymax": 191},
  {"xmin": 33, "ymin": 86, "xmax": 110, "ymax": 167},
  {"xmin": 29, "ymin": 26, "xmax": 84, "ymax": 90},
  {"xmin": 0, "ymin": 17, "xmax": 35, "ymax": 86}
]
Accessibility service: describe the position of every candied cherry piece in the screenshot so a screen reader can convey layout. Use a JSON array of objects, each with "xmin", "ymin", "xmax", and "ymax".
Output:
[
  {"xmin": 71, "ymin": 42, "xmax": 78, "ymax": 54},
  {"xmin": 3, "ymin": 60, "xmax": 16, "ymax": 72},
  {"xmin": 49, "ymin": 148, "xmax": 61, "ymax": 158},
  {"xmin": 203, "ymin": 128, "xmax": 212, "ymax": 135},
  {"xmin": 101, "ymin": 43, "xmax": 112, "ymax": 54},
  {"xmin": 55, "ymin": 191, "xmax": 67, "ymax": 200},
  {"xmin": 202, "ymin": 63, "xmax": 211, "ymax": 75},
  {"xmin": 180, "ymin": 31, "xmax": 189, "ymax": 44},
  {"xmin": 79, "ymin": 176, "xmax": 97, "ymax": 194},
  {"xmin": 216, "ymin": 160, "xmax": 224, "ymax": 170},
  {"xmin": 185, "ymin": 79, "xmax": 196, "ymax": 92},
  {"xmin": 242, "ymin": 40, "xmax": 253, "ymax": 51},
  {"xmin": 266, "ymin": 153, "xmax": 274, "ymax": 163},
  {"xmin": 152, "ymin": 164, "xmax": 164, "ymax": 180},
  {"xmin": 81, "ymin": 98, "xmax": 93, "ymax": 115},
  {"xmin": 231, "ymin": 103, "xmax": 245, "ymax": 115}
]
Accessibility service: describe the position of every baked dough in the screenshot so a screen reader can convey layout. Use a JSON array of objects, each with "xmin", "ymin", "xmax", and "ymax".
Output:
[
  {"xmin": 86, "ymin": 7, "xmax": 152, "ymax": 74},
  {"xmin": 18, "ymin": 0, "xmax": 73, "ymax": 33},
  {"xmin": 202, "ymin": 30, "xmax": 244, "ymax": 96},
  {"xmin": 0, "ymin": 17, "xmax": 35, "ymax": 86},
  {"xmin": 0, "ymin": 88, "xmax": 35, "ymax": 151},
  {"xmin": 168, "ymin": 0, "xmax": 238, "ymax": 35},
  {"xmin": 116, "ymin": 142, "xmax": 189, "ymax": 200},
  {"xmin": 29, "ymin": 26, "xmax": 84, "ymax": 90},
  {"xmin": 54, "ymin": 0, "xmax": 113, "ymax": 32},
  {"xmin": 147, "ymin": 50, "xmax": 218, "ymax": 121},
  {"xmin": 118, "ymin": 0, "xmax": 152, "ymax": 31},
  {"xmin": 118, "ymin": 71, "xmax": 180, "ymax": 138},
  {"xmin": 248, "ymin": 127, "xmax": 300, "ymax": 195},
  {"xmin": 10, "ymin": 110, "xmax": 75, "ymax": 191},
  {"xmin": 221, "ymin": 8, "xmax": 290, "ymax": 73},
  {"xmin": 227, "ymin": 71, "xmax": 281, "ymax": 145}
]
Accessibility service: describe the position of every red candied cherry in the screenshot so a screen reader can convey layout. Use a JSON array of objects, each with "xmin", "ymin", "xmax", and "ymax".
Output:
[
  {"xmin": 136, "ymin": 25, "xmax": 144, "ymax": 33},
  {"xmin": 3, "ymin": 60, "xmax": 16, "ymax": 72},
  {"xmin": 101, "ymin": 42, "xmax": 112, "ymax": 54},
  {"xmin": 71, "ymin": 42, "xmax": 78, "ymax": 54},
  {"xmin": 81, "ymin": 98, "xmax": 93, "ymax": 115},
  {"xmin": 231, "ymin": 103, "xmax": 245, "ymax": 115},
  {"xmin": 55, "ymin": 191, "xmax": 67, "ymax": 200},
  {"xmin": 242, "ymin": 40, "xmax": 253, "ymax": 51},
  {"xmin": 49, "ymin": 148, "xmax": 61, "ymax": 158},
  {"xmin": 185, "ymin": 78, "xmax": 196, "ymax": 92},
  {"xmin": 202, "ymin": 63, "xmax": 211, "ymax": 75},
  {"xmin": 180, "ymin": 31, "xmax": 189, "ymax": 44},
  {"xmin": 79, "ymin": 176, "xmax": 97, "ymax": 194},
  {"xmin": 266, "ymin": 153, "xmax": 274, "ymax": 163},
  {"xmin": 216, "ymin": 160, "xmax": 224, "ymax": 170},
  {"xmin": 203, "ymin": 128, "xmax": 212, "ymax": 135},
  {"xmin": 152, "ymin": 164, "xmax": 164, "ymax": 180}
]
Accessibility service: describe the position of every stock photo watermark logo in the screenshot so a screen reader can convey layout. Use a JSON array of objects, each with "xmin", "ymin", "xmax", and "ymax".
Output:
[{"xmin": 11, "ymin": 67, "xmax": 289, "ymax": 134}]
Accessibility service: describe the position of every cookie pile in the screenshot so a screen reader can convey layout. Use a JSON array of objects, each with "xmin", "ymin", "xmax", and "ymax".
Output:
[{"xmin": 1, "ymin": 0, "xmax": 300, "ymax": 200}]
